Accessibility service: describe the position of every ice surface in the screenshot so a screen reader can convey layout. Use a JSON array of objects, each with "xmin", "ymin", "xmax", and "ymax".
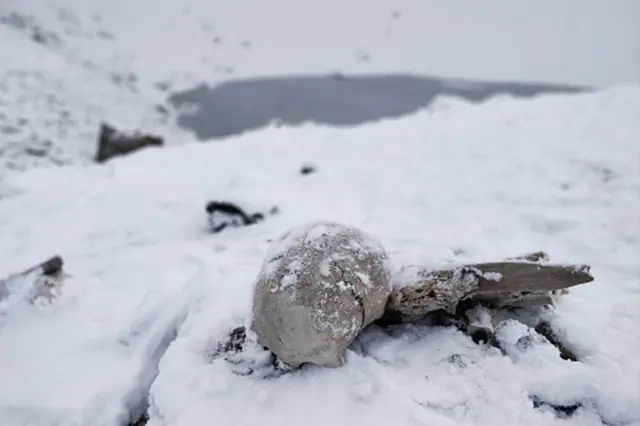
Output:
[{"xmin": 0, "ymin": 84, "xmax": 637, "ymax": 425}]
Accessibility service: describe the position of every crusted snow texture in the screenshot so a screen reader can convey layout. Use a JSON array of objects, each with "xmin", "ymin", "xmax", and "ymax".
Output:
[{"xmin": 251, "ymin": 221, "xmax": 392, "ymax": 368}]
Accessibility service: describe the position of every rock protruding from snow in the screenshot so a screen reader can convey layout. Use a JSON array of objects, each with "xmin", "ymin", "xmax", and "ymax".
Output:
[
  {"xmin": 251, "ymin": 221, "xmax": 392, "ymax": 368},
  {"xmin": 95, "ymin": 122, "xmax": 164, "ymax": 163}
]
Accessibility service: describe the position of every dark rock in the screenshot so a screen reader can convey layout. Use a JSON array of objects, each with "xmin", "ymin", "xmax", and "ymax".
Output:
[
  {"xmin": 300, "ymin": 163, "xmax": 316, "ymax": 175},
  {"xmin": 530, "ymin": 395, "xmax": 582, "ymax": 418},
  {"xmin": 95, "ymin": 122, "xmax": 164, "ymax": 163},
  {"xmin": 205, "ymin": 200, "xmax": 278, "ymax": 234},
  {"xmin": 534, "ymin": 320, "xmax": 578, "ymax": 361},
  {"xmin": 207, "ymin": 325, "xmax": 290, "ymax": 378},
  {"xmin": 128, "ymin": 413, "xmax": 149, "ymax": 426}
]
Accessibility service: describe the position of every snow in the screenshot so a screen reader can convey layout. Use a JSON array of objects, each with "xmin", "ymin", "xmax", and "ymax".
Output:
[
  {"xmin": 0, "ymin": 84, "xmax": 638, "ymax": 425},
  {"xmin": 2, "ymin": 0, "xmax": 639, "ymax": 90},
  {"xmin": 0, "ymin": 22, "xmax": 192, "ymax": 171},
  {"xmin": 2, "ymin": 0, "xmax": 639, "ymax": 169}
]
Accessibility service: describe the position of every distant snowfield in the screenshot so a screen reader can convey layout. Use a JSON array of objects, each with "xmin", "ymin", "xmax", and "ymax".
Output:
[
  {"xmin": 1, "ymin": 0, "xmax": 639, "ymax": 169},
  {"xmin": 2, "ymin": 0, "xmax": 639, "ymax": 89},
  {"xmin": 0, "ymin": 85, "xmax": 639, "ymax": 426}
]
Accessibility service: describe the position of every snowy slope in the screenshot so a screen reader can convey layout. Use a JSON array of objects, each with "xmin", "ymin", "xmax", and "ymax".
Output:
[
  {"xmin": 1, "ymin": 85, "xmax": 639, "ymax": 426},
  {"xmin": 2, "ymin": 0, "xmax": 639, "ymax": 90},
  {"xmin": 0, "ymin": 23, "xmax": 192, "ymax": 171}
]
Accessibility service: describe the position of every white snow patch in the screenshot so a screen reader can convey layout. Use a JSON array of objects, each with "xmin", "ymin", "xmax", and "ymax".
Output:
[
  {"xmin": 355, "ymin": 272, "xmax": 371, "ymax": 288},
  {"xmin": 480, "ymin": 271, "xmax": 502, "ymax": 282}
]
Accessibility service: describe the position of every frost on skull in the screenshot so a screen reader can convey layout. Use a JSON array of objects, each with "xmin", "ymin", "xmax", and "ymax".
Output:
[{"xmin": 250, "ymin": 221, "xmax": 393, "ymax": 368}]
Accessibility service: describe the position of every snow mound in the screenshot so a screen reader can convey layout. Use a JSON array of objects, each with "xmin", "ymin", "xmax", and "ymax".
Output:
[{"xmin": 0, "ymin": 86, "xmax": 639, "ymax": 426}]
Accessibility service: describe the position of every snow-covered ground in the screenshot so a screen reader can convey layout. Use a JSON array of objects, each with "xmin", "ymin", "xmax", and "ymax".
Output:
[
  {"xmin": 1, "ymin": 1, "xmax": 639, "ymax": 424},
  {"xmin": 0, "ymin": 85, "xmax": 639, "ymax": 426}
]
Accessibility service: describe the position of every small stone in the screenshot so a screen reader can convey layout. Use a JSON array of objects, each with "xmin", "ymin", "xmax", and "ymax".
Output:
[
  {"xmin": 300, "ymin": 163, "xmax": 316, "ymax": 175},
  {"xmin": 94, "ymin": 122, "xmax": 164, "ymax": 163}
]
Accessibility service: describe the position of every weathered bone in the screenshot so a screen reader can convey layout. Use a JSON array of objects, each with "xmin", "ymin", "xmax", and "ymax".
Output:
[
  {"xmin": 241, "ymin": 240, "xmax": 595, "ymax": 373},
  {"xmin": 251, "ymin": 222, "xmax": 392, "ymax": 368},
  {"xmin": 470, "ymin": 261, "xmax": 592, "ymax": 294},
  {"xmin": 384, "ymin": 252, "xmax": 593, "ymax": 322}
]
